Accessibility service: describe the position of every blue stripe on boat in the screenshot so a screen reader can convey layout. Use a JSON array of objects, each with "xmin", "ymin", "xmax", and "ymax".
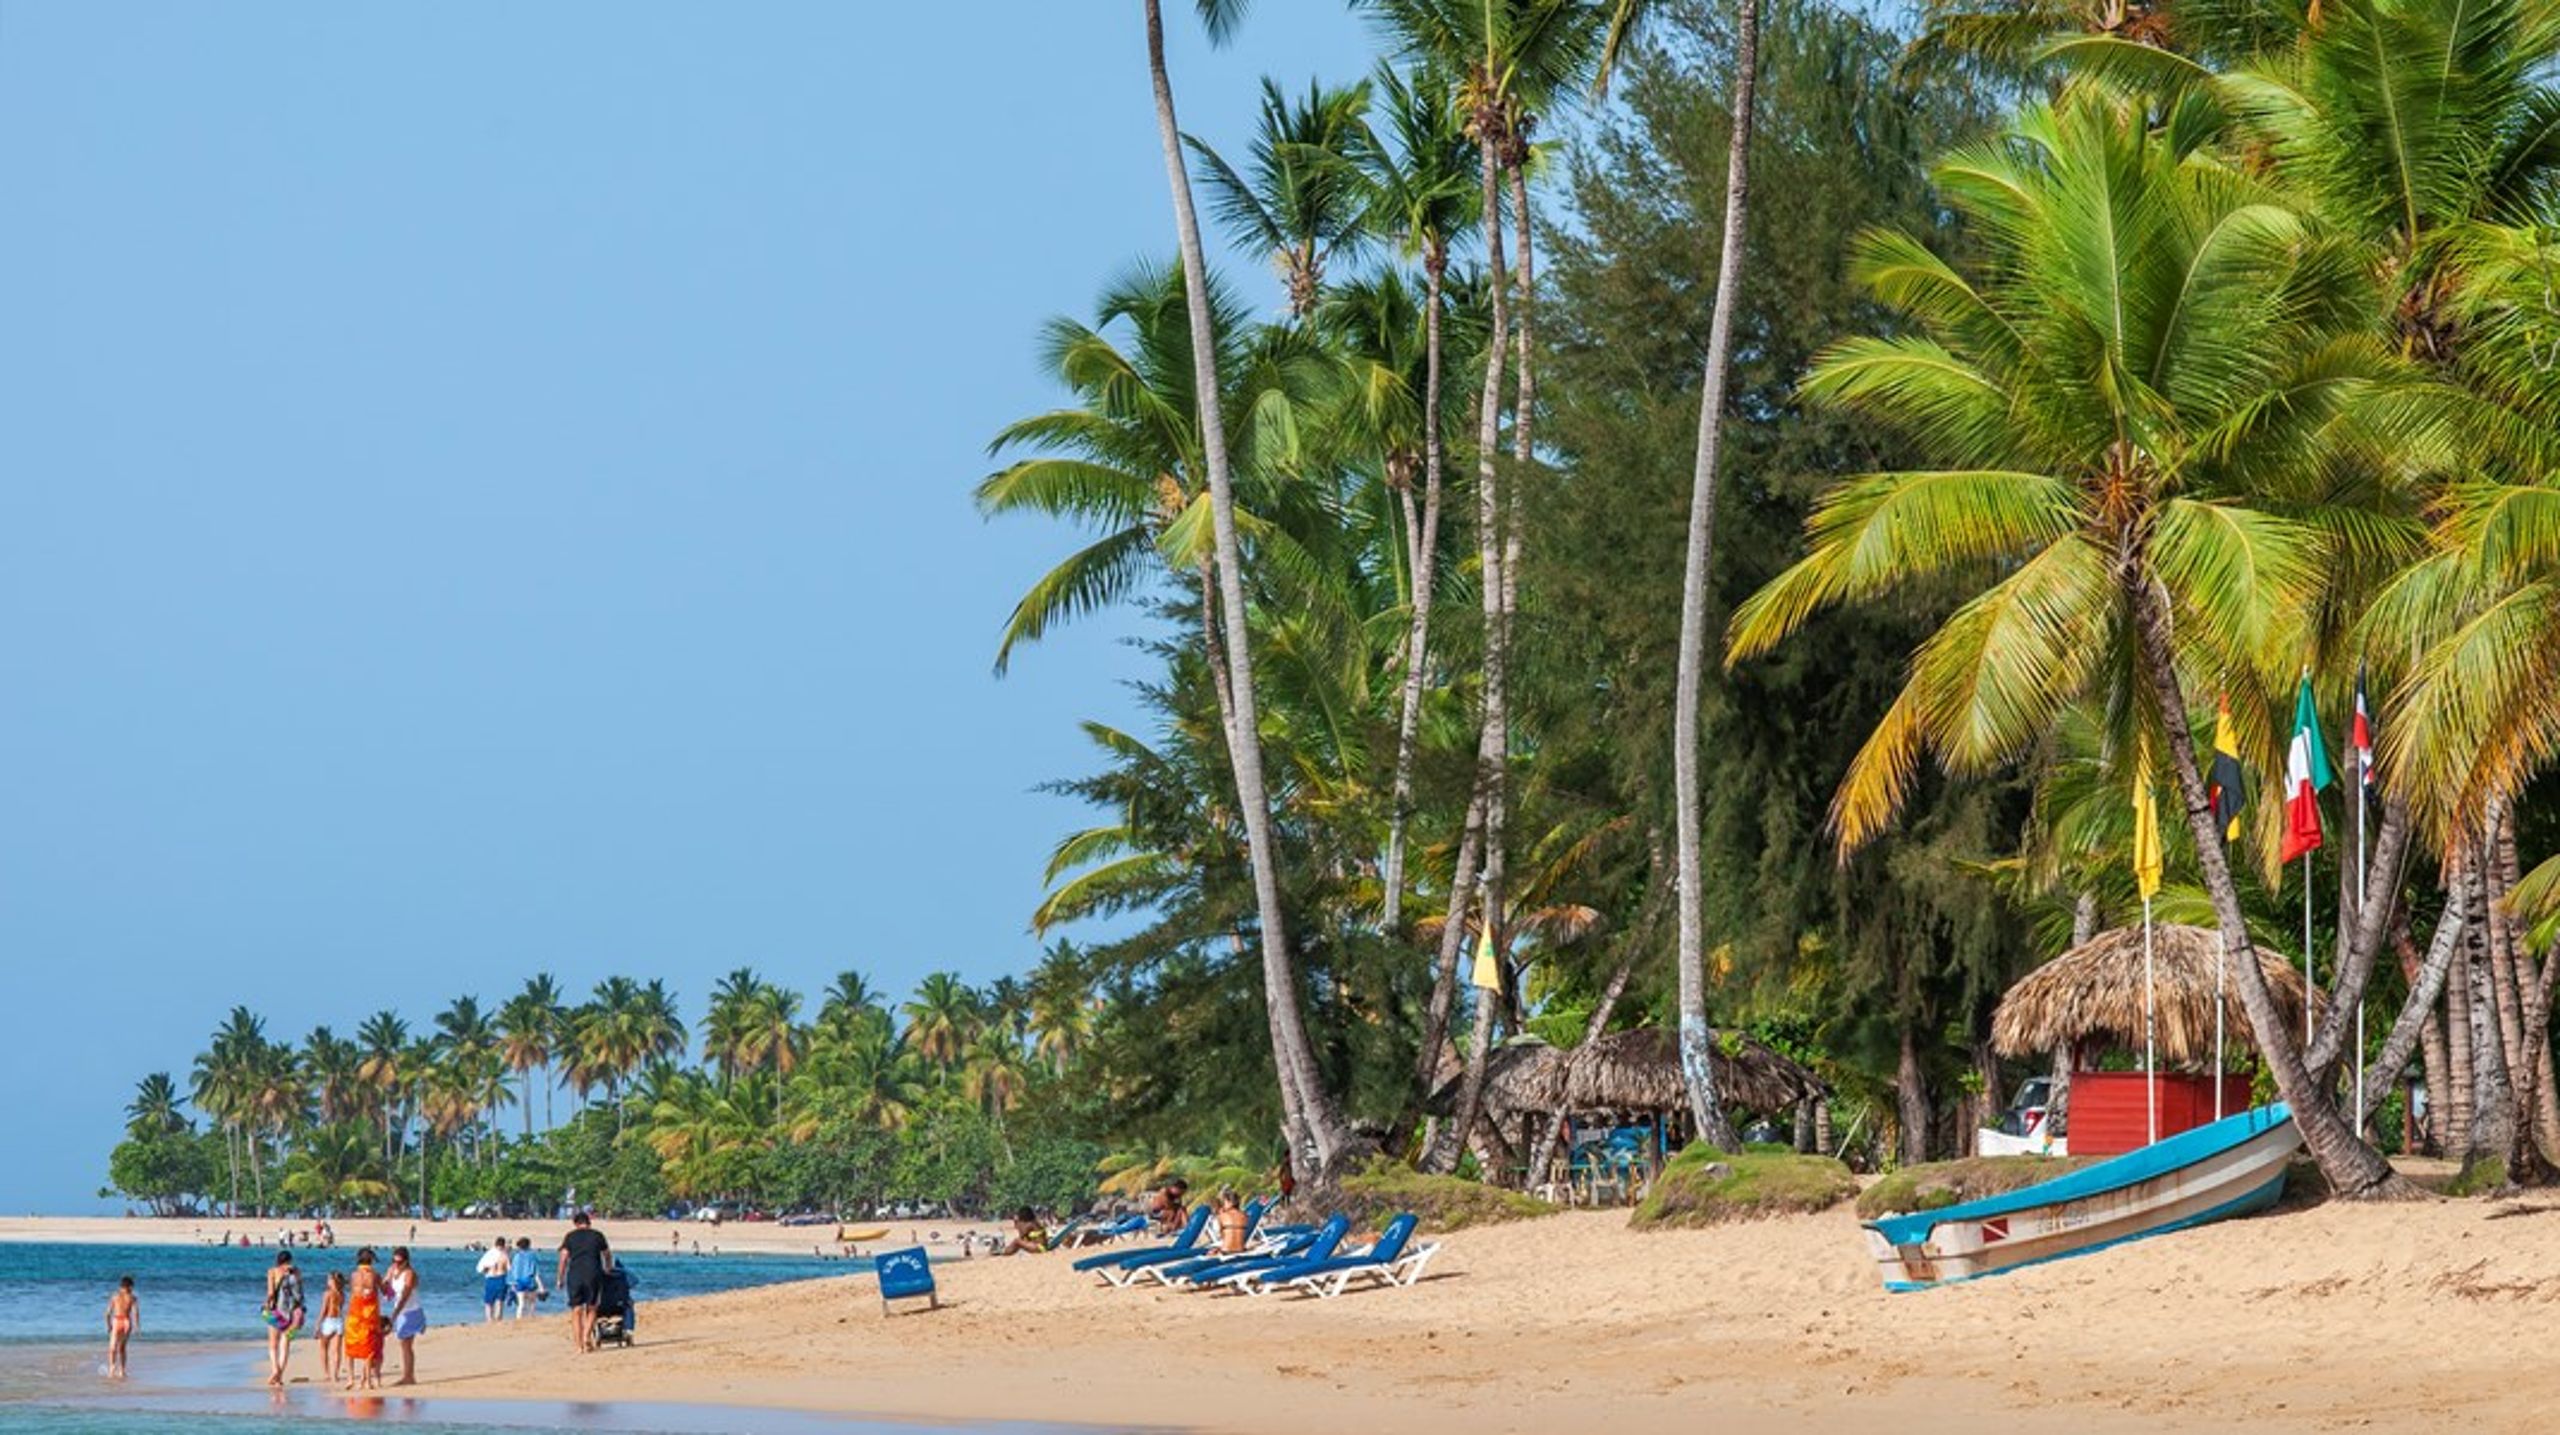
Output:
[
  {"xmin": 1865, "ymin": 1102, "xmax": 2293, "ymax": 1250},
  {"xmin": 1876, "ymin": 1166, "xmax": 2291, "ymax": 1292}
]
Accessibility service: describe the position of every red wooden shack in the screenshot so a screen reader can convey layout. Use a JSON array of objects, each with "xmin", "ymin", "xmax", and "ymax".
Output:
[{"xmin": 2068, "ymin": 1071, "xmax": 2254, "ymax": 1156}]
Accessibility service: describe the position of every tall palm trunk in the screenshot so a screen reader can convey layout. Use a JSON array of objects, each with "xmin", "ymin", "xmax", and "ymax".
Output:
[
  {"xmin": 1895, "ymin": 1023, "xmax": 1929, "ymax": 1166},
  {"xmin": 2359, "ymin": 876, "xmax": 2466, "ymax": 1129},
  {"xmin": 1426, "ymin": 124, "xmax": 1518, "ymax": 1176},
  {"xmin": 1381, "ymin": 250, "xmax": 1451, "ymax": 935},
  {"xmin": 1411, "ymin": 792, "xmax": 1485, "ymax": 1111},
  {"xmin": 2126, "ymin": 574, "xmax": 2408, "ymax": 1197},
  {"xmin": 1503, "ymin": 162, "xmax": 1535, "ymax": 627},
  {"xmin": 1143, "ymin": 0, "xmax": 1352, "ymax": 1173},
  {"xmin": 1670, "ymin": 0, "xmax": 1763, "ymax": 1154},
  {"xmin": 2445, "ymin": 921, "xmax": 2478, "ymax": 1152}
]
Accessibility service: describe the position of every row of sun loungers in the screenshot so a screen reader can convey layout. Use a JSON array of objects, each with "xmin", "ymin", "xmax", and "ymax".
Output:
[{"xmin": 1067, "ymin": 1201, "xmax": 1439, "ymax": 1299}]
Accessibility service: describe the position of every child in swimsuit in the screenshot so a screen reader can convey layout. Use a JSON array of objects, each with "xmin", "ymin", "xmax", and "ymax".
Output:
[
  {"xmin": 104, "ymin": 1277, "xmax": 137, "ymax": 1379},
  {"xmin": 316, "ymin": 1271, "xmax": 346, "ymax": 1384}
]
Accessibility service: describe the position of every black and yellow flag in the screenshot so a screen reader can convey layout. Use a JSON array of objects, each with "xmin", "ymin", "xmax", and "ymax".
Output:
[{"xmin": 2208, "ymin": 696, "xmax": 2248, "ymax": 842}]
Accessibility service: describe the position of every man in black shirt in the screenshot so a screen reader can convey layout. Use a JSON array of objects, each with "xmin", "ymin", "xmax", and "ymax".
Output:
[{"xmin": 556, "ymin": 1211, "xmax": 614, "ymax": 1354}]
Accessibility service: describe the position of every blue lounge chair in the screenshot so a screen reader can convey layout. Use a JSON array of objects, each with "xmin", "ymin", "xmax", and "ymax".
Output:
[
  {"xmin": 1202, "ymin": 1213, "xmax": 1351, "ymax": 1293},
  {"xmin": 1239, "ymin": 1213, "xmax": 1438, "ymax": 1298},
  {"xmin": 1071, "ymin": 1205, "xmax": 1211, "ymax": 1284},
  {"xmin": 1146, "ymin": 1205, "xmax": 1341, "ymax": 1288}
]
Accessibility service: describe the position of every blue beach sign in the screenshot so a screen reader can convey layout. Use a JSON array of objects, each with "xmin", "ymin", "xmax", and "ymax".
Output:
[{"xmin": 874, "ymin": 1246, "xmax": 938, "ymax": 1314}]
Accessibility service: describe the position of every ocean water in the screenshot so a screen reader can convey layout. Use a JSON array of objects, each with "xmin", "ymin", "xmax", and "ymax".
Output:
[
  {"xmin": 0, "ymin": 1243, "xmax": 1134, "ymax": 1433},
  {"xmin": 0, "ymin": 1241, "xmax": 864, "ymax": 1347}
]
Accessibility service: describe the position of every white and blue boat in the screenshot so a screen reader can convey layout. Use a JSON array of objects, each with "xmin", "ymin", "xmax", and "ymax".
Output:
[{"xmin": 1865, "ymin": 1103, "xmax": 2302, "ymax": 1292}]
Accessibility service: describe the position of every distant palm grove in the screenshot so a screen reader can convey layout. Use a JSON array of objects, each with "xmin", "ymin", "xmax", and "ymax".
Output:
[{"xmin": 114, "ymin": 0, "xmax": 2560, "ymax": 1217}]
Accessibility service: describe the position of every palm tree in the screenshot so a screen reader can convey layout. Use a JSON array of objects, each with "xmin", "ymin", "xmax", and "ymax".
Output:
[
  {"xmin": 962, "ymin": 1028, "xmax": 1036, "ymax": 1126},
  {"xmin": 497, "ymin": 987, "xmax": 553, "ymax": 1140},
  {"xmin": 1028, "ymin": 945, "xmax": 1096, "ymax": 1073},
  {"xmin": 903, "ymin": 972, "xmax": 980, "ymax": 1071},
  {"xmin": 702, "ymin": 967, "xmax": 764, "ymax": 1084},
  {"xmin": 1657, "ymin": 0, "xmax": 1759, "ymax": 1151},
  {"xmin": 125, "ymin": 1072, "xmax": 188, "ymax": 1137},
  {"xmin": 817, "ymin": 970, "xmax": 882, "ymax": 1040},
  {"xmin": 355, "ymin": 1011, "xmax": 409, "ymax": 1166},
  {"xmin": 500, "ymin": 973, "xmax": 565, "ymax": 1132},
  {"xmin": 301, "ymin": 1027, "xmax": 365, "ymax": 1126},
  {"xmin": 739, "ymin": 981, "xmax": 804, "ymax": 1078},
  {"xmin": 1356, "ymin": 58, "xmax": 1480, "ymax": 935},
  {"xmin": 1187, "ymin": 76, "xmax": 1376, "ymax": 319},
  {"xmin": 1141, "ymin": 0, "xmax": 1358, "ymax": 1174},
  {"xmin": 280, "ymin": 1122, "xmax": 394, "ymax": 1210},
  {"xmin": 1723, "ymin": 93, "xmax": 2407, "ymax": 1196}
]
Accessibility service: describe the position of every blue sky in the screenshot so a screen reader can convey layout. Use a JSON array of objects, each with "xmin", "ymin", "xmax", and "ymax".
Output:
[{"xmin": 0, "ymin": 2, "xmax": 1378, "ymax": 1212}]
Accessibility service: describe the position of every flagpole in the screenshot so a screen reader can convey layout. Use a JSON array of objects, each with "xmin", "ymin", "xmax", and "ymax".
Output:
[
  {"xmin": 2214, "ymin": 935, "xmax": 2226, "ymax": 1121},
  {"xmin": 2144, "ymin": 893, "xmax": 2158, "ymax": 1147},
  {"xmin": 2354, "ymin": 748, "xmax": 2367, "ymax": 1140},
  {"xmin": 2303, "ymin": 852, "xmax": 2314, "ymax": 1048}
]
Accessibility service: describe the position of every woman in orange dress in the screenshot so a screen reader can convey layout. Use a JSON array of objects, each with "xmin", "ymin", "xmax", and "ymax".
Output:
[{"xmin": 341, "ymin": 1248, "xmax": 383, "ymax": 1390}]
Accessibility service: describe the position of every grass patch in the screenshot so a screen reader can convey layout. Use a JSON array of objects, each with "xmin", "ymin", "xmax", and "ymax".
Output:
[
  {"xmin": 1854, "ymin": 1155, "xmax": 2097, "ymax": 1220},
  {"xmin": 1334, "ymin": 1158, "xmax": 1560, "ymax": 1230},
  {"xmin": 1630, "ymin": 1147, "xmax": 1857, "ymax": 1230},
  {"xmin": 2446, "ymin": 1156, "xmax": 2510, "ymax": 1198}
]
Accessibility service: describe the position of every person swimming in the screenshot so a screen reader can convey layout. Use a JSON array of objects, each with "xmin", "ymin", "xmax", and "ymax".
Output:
[{"xmin": 104, "ymin": 1276, "xmax": 136, "ymax": 1380}]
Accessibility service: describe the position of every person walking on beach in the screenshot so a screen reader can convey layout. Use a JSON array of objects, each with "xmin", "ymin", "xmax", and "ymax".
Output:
[
  {"xmin": 556, "ymin": 1211, "xmax": 613, "ymax": 1354},
  {"xmin": 262, "ymin": 1251, "xmax": 305, "ymax": 1387},
  {"xmin": 104, "ymin": 1276, "xmax": 137, "ymax": 1380},
  {"xmin": 384, "ymin": 1247, "xmax": 425, "ymax": 1386},
  {"xmin": 476, "ymin": 1242, "xmax": 512, "ymax": 1323},
  {"xmin": 343, "ymin": 1249, "xmax": 382, "ymax": 1390},
  {"xmin": 316, "ymin": 1271, "xmax": 346, "ymax": 1385},
  {"xmin": 508, "ymin": 1237, "xmax": 545, "ymax": 1319}
]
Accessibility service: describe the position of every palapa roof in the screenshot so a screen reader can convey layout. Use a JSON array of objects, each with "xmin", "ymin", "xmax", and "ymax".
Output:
[
  {"xmin": 1428, "ymin": 1026, "xmax": 1826, "ymax": 1119},
  {"xmin": 1991, "ymin": 923, "xmax": 2327, "ymax": 1066}
]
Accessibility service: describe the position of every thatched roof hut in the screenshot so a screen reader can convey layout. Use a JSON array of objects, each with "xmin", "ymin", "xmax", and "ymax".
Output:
[
  {"xmin": 1429, "ymin": 1027, "xmax": 1825, "ymax": 1119},
  {"xmin": 1991, "ymin": 924, "xmax": 2327, "ymax": 1066}
]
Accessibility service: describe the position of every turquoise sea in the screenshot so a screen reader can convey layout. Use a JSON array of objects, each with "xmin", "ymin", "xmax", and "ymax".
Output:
[{"xmin": 0, "ymin": 1242, "xmax": 1114, "ymax": 1433}]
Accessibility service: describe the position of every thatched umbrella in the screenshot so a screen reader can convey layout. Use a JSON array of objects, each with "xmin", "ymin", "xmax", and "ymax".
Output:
[
  {"xmin": 1429, "ymin": 1028, "xmax": 1824, "ymax": 1119},
  {"xmin": 1991, "ymin": 923, "xmax": 2328, "ymax": 1067},
  {"xmin": 1555, "ymin": 1028, "xmax": 1825, "ymax": 1116}
]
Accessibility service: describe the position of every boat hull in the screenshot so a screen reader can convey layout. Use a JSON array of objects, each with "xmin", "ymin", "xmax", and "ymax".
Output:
[{"xmin": 1865, "ymin": 1103, "xmax": 2301, "ymax": 1291}]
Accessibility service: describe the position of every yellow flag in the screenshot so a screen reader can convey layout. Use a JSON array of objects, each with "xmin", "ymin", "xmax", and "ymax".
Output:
[
  {"xmin": 1469, "ymin": 923, "xmax": 1502, "ymax": 991},
  {"xmin": 2132, "ymin": 750, "xmax": 2164, "ymax": 900}
]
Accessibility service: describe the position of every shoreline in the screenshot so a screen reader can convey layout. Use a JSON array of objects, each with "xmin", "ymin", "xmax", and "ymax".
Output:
[
  {"xmin": 102, "ymin": 1199, "xmax": 2560, "ymax": 1435},
  {"xmin": 0, "ymin": 1215, "xmax": 1007, "ymax": 1262}
]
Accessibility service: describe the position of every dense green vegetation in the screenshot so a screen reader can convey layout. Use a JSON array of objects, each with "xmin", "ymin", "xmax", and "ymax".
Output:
[{"xmin": 111, "ymin": 0, "xmax": 2560, "ymax": 1217}]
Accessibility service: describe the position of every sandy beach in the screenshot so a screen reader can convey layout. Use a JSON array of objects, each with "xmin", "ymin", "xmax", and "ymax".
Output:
[{"xmin": 136, "ymin": 1195, "xmax": 2550, "ymax": 1435}]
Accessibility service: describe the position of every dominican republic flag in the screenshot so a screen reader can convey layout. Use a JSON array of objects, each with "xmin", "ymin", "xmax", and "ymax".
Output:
[
  {"xmin": 2279, "ymin": 677, "xmax": 2336, "ymax": 864},
  {"xmin": 2209, "ymin": 696, "xmax": 2249, "ymax": 842},
  {"xmin": 2353, "ymin": 663, "xmax": 2376, "ymax": 802}
]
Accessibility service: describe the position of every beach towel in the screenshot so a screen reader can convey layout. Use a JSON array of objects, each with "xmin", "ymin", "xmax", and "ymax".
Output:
[{"xmin": 342, "ymin": 1292, "xmax": 381, "ymax": 1362}]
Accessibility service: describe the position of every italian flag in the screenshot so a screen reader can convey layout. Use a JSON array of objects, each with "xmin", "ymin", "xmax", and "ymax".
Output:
[{"xmin": 2279, "ymin": 677, "xmax": 2335, "ymax": 864}]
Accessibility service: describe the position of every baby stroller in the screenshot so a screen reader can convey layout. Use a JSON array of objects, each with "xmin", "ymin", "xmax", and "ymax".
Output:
[{"xmin": 593, "ymin": 1267, "xmax": 637, "ymax": 1347}]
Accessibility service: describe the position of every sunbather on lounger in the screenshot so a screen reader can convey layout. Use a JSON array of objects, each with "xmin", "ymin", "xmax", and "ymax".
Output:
[
  {"xmin": 1148, "ymin": 1180, "xmax": 1190, "ymax": 1236},
  {"xmin": 1214, "ymin": 1192, "xmax": 1249, "ymax": 1254},
  {"xmin": 999, "ymin": 1208, "xmax": 1048, "ymax": 1256}
]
